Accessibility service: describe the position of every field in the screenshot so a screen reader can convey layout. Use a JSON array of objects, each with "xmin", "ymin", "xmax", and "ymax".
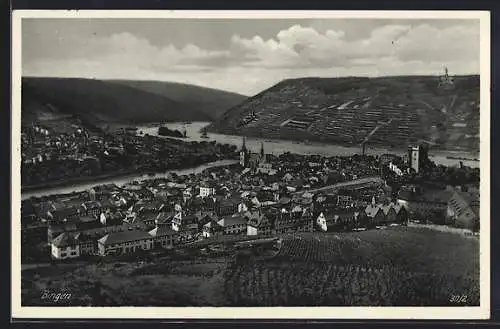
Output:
[
  {"xmin": 274, "ymin": 228, "xmax": 478, "ymax": 275},
  {"xmin": 22, "ymin": 256, "xmax": 230, "ymax": 306},
  {"xmin": 225, "ymin": 227, "xmax": 480, "ymax": 306},
  {"xmin": 21, "ymin": 227, "xmax": 479, "ymax": 306}
]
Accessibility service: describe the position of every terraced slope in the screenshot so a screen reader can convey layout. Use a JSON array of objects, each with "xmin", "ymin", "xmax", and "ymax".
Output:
[{"xmin": 208, "ymin": 76, "xmax": 480, "ymax": 151}]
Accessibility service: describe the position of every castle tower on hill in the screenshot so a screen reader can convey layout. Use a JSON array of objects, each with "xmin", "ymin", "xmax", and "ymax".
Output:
[{"xmin": 439, "ymin": 66, "xmax": 455, "ymax": 89}]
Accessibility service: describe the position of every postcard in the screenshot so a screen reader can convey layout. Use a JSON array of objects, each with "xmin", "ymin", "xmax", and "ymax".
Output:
[{"xmin": 11, "ymin": 9, "xmax": 490, "ymax": 320}]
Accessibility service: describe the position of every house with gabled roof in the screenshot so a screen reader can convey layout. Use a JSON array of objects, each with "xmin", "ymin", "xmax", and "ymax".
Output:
[
  {"xmin": 362, "ymin": 204, "xmax": 385, "ymax": 227},
  {"xmin": 80, "ymin": 200, "xmax": 102, "ymax": 217},
  {"xmin": 447, "ymin": 188, "xmax": 479, "ymax": 230},
  {"xmin": 47, "ymin": 222, "xmax": 78, "ymax": 244},
  {"xmin": 47, "ymin": 206, "xmax": 81, "ymax": 223},
  {"xmin": 51, "ymin": 232, "xmax": 80, "ymax": 259},
  {"xmin": 246, "ymin": 211, "xmax": 273, "ymax": 236},
  {"xmin": 148, "ymin": 225, "xmax": 178, "ymax": 249},
  {"xmin": 194, "ymin": 211, "xmax": 217, "ymax": 227},
  {"xmin": 97, "ymin": 230, "xmax": 153, "ymax": 256},
  {"xmin": 202, "ymin": 220, "xmax": 225, "ymax": 238},
  {"xmin": 397, "ymin": 187, "xmax": 452, "ymax": 218},
  {"xmin": 216, "ymin": 197, "xmax": 240, "ymax": 216},
  {"xmin": 380, "ymin": 203, "xmax": 397, "ymax": 225},
  {"xmin": 317, "ymin": 210, "xmax": 360, "ymax": 232},
  {"xmin": 393, "ymin": 203, "xmax": 409, "ymax": 225},
  {"xmin": 217, "ymin": 214, "xmax": 248, "ymax": 235},
  {"xmin": 199, "ymin": 181, "xmax": 217, "ymax": 198}
]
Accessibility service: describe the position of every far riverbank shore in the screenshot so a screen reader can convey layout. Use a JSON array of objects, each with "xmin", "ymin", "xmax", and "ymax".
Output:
[{"xmin": 21, "ymin": 159, "xmax": 239, "ymax": 200}]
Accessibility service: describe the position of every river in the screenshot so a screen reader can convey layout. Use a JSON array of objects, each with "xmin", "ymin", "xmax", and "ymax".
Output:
[
  {"xmin": 137, "ymin": 122, "xmax": 480, "ymax": 168},
  {"xmin": 21, "ymin": 159, "xmax": 238, "ymax": 200},
  {"xmin": 21, "ymin": 121, "xmax": 479, "ymax": 200}
]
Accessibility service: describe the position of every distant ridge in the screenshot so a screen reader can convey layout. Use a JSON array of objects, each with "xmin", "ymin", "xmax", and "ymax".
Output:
[
  {"xmin": 21, "ymin": 77, "xmax": 247, "ymax": 127},
  {"xmin": 109, "ymin": 79, "xmax": 247, "ymax": 120},
  {"xmin": 208, "ymin": 75, "xmax": 480, "ymax": 152}
]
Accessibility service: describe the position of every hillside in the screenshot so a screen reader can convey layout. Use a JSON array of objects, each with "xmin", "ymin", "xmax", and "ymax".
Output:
[
  {"xmin": 22, "ymin": 227, "xmax": 478, "ymax": 306},
  {"xmin": 207, "ymin": 76, "xmax": 480, "ymax": 152},
  {"xmin": 21, "ymin": 77, "xmax": 216, "ymax": 127},
  {"xmin": 110, "ymin": 80, "xmax": 247, "ymax": 120}
]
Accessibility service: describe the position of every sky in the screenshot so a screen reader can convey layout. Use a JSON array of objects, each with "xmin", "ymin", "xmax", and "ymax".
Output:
[{"xmin": 22, "ymin": 18, "xmax": 480, "ymax": 96}]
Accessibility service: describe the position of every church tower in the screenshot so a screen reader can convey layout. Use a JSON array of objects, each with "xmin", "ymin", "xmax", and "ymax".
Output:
[
  {"xmin": 260, "ymin": 142, "xmax": 265, "ymax": 158},
  {"xmin": 239, "ymin": 137, "xmax": 248, "ymax": 167}
]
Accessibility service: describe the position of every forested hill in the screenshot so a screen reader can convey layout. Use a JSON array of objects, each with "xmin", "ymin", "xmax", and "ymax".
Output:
[{"xmin": 22, "ymin": 77, "xmax": 247, "ymax": 126}]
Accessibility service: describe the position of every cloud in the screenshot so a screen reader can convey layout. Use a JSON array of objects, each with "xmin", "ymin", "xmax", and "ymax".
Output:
[
  {"xmin": 23, "ymin": 21, "xmax": 480, "ymax": 95},
  {"xmin": 227, "ymin": 23, "xmax": 478, "ymax": 70}
]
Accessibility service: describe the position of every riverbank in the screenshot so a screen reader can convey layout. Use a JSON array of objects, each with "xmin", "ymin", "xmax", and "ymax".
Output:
[
  {"xmin": 21, "ymin": 168, "xmax": 139, "ymax": 193},
  {"xmin": 21, "ymin": 159, "xmax": 239, "ymax": 200},
  {"xmin": 136, "ymin": 122, "xmax": 480, "ymax": 168},
  {"xmin": 206, "ymin": 124, "xmax": 479, "ymax": 154}
]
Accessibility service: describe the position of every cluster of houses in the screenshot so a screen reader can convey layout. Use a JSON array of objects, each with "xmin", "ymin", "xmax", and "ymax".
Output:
[
  {"xmin": 21, "ymin": 123, "xmax": 92, "ymax": 165},
  {"xmin": 36, "ymin": 181, "xmax": 411, "ymax": 261},
  {"xmin": 46, "ymin": 178, "xmax": 478, "ymax": 260},
  {"xmin": 316, "ymin": 199, "xmax": 408, "ymax": 232},
  {"xmin": 397, "ymin": 184, "xmax": 479, "ymax": 230},
  {"xmin": 22, "ymin": 140, "xmax": 479, "ymax": 261},
  {"xmin": 22, "ymin": 159, "xmax": 392, "ymax": 261}
]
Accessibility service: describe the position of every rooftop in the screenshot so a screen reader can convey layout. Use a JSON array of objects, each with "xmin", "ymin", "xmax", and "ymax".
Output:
[
  {"xmin": 51, "ymin": 232, "xmax": 79, "ymax": 247},
  {"xmin": 148, "ymin": 226, "xmax": 177, "ymax": 237},
  {"xmin": 218, "ymin": 215, "xmax": 249, "ymax": 227},
  {"xmin": 397, "ymin": 188, "xmax": 452, "ymax": 204},
  {"xmin": 98, "ymin": 230, "xmax": 152, "ymax": 245}
]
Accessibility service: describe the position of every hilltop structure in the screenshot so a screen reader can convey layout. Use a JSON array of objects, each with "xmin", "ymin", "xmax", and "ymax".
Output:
[{"xmin": 438, "ymin": 66, "xmax": 455, "ymax": 89}]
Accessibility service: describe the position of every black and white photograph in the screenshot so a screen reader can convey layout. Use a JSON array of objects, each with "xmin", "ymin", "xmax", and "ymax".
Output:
[{"xmin": 11, "ymin": 10, "xmax": 490, "ymax": 319}]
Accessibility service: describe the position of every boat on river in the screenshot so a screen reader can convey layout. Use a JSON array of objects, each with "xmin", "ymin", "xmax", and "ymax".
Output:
[{"xmin": 446, "ymin": 156, "xmax": 479, "ymax": 162}]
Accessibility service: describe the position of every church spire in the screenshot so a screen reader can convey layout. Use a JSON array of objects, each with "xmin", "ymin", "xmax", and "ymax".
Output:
[
  {"xmin": 260, "ymin": 141, "xmax": 264, "ymax": 157},
  {"xmin": 241, "ymin": 136, "xmax": 247, "ymax": 152},
  {"xmin": 240, "ymin": 136, "xmax": 248, "ymax": 167}
]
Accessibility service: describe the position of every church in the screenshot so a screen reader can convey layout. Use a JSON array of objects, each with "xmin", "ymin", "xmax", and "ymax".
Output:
[{"xmin": 239, "ymin": 137, "xmax": 267, "ymax": 171}]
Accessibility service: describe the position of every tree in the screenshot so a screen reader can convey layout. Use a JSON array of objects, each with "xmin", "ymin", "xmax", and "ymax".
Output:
[{"xmin": 473, "ymin": 218, "xmax": 480, "ymax": 233}]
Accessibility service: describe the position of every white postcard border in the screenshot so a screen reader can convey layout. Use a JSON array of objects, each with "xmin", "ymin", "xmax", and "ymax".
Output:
[{"xmin": 11, "ymin": 9, "xmax": 491, "ymax": 320}]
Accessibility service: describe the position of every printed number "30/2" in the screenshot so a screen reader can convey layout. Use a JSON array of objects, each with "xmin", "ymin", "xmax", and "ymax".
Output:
[{"xmin": 450, "ymin": 295, "xmax": 468, "ymax": 303}]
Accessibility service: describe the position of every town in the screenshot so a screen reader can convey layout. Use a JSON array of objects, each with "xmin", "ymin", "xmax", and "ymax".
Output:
[
  {"xmin": 17, "ymin": 14, "xmax": 484, "ymax": 311},
  {"xmin": 21, "ymin": 120, "xmax": 237, "ymax": 189},
  {"xmin": 21, "ymin": 137, "xmax": 480, "ymax": 262}
]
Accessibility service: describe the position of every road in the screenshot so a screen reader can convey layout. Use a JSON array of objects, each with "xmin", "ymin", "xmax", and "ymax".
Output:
[
  {"xmin": 359, "ymin": 119, "xmax": 394, "ymax": 146},
  {"xmin": 294, "ymin": 176, "xmax": 383, "ymax": 195}
]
